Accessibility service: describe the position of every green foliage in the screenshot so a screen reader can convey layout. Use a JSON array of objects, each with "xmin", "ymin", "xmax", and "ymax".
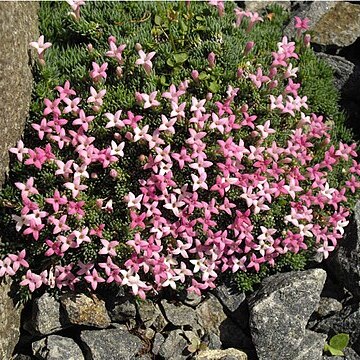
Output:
[{"xmin": 324, "ymin": 333, "xmax": 350, "ymax": 356}]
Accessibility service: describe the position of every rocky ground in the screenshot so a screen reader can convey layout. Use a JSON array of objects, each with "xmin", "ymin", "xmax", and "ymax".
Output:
[{"xmin": 9, "ymin": 1, "xmax": 360, "ymax": 360}]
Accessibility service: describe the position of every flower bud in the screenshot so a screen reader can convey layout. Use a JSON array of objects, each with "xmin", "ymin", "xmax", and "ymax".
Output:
[
  {"xmin": 304, "ymin": 34, "xmax": 311, "ymax": 48},
  {"xmin": 269, "ymin": 66, "xmax": 277, "ymax": 79},
  {"xmin": 116, "ymin": 66, "xmax": 123, "ymax": 78},
  {"xmin": 87, "ymin": 43, "xmax": 94, "ymax": 53},
  {"xmin": 191, "ymin": 70, "xmax": 199, "ymax": 81},
  {"xmin": 208, "ymin": 52, "xmax": 216, "ymax": 69},
  {"xmin": 135, "ymin": 43, "xmax": 142, "ymax": 51},
  {"xmin": 96, "ymin": 199, "xmax": 103, "ymax": 208},
  {"xmin": 108, "ymin": 36, "xmax": 117, "ymax": 44},
  {"xmin": 114, "ymin": 132, "xmax": 122, "ymax": 141},
  {"xmin": 91, "ymin": 172, "xmax": 98, "ymax": 179},
  {"xmin": 244, "ymin": 41, "xmax": 254, "ymax": 56},
  {"xmin": 206, "ymin": 92, "xmax": 213, "ymax": 101},
  {"xmin": 110, "ymin": 169, "xmax": 118, "ymax": 178},
  {"xmin": 237, "ymin": 67, "xmax": 244, "ymax": 78}
]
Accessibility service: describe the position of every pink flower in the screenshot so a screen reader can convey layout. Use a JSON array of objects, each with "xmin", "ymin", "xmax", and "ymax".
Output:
[
  {"xmin": 64, "ymin": 177, "xmax": 88, "ymax": 198},
  {"xmin": 135, "ymin": 49, "xmax": 156, "ymax": 75},
  {"xmin": 84, "ymin": 269, "xmax": 105, "ymax": 290},
  {"xmin": 20, "ymin": 270, "xmax": 43, "ymax": 292},
  {"xmin": 8, "ymin": 250, "xmax": 29, "ymax": 272},
  {"xmin": 90, "ymin": 62, "xmax": 108, "ymax": 82},
  {"xmin": 99, "ymin": 239, "xmax": 119, "ymax": 257}
]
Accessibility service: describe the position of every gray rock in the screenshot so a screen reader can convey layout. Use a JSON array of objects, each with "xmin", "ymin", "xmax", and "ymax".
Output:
[
  {"xmin": 196, "ymin": 348, "xmax": 248, "ymax": 360},
  {"xmin": 181, "ymin": 291, "xmax": 202, "ymax": 307},
  {"xmin": 316, "ymin": 53, "xmax": 355, "ymax": 92},
  {"xmin": 152, "ymin": 333, "xmax": 165, "ymax": 356},
  {"xmin": 323, "ymin": 347, "xmax": 360, "ymax": 360},
  {"xmin": 60, "ymin": 293, "xmax": 111, "ymax": 328},
  {"xmin": 137, "ymin": 300, "xmax": 167, "ymax": 332},
  {"xmin": 284, "ymin": 2, "xmax": 336, "ymax": 41},
  {"xmin": 310, "ymin": 304, "xmax": 360, "ymax": 352},
  {"xmin": 107, "ymin": 294, "xmax": 136, "ymax": 323},
  {"xmin": 80, "ymin": 329, "xmax": 142, "ymax": 360},
  {"xmin": 161, "ymin": 299, "xmax": 198, "ymax": 327},
  {"xmin": 24, "ymin": 293, "xmax": 68, "ymax": 336},
  {"xmin": 203, "ymin": 333, "xmax": 222, "ymax": 350},
  {"xmin": 293, "ymin": 330, "xmax": 327, "ymax": 360},
  {"xmin": 315, "ymin": 297, "xmax": 343, "ymax": 318},
  {"xmin": 196, "ymin": 294, "xmax": 227, "ymax": 337},
  {"xmin": 245, "ymin": 1, "xmax": 291, "ymax": 13},
  {"xmin": 158, "ymin": 330, "xmax": 188, "ymax": 359},
  {"xmin": 328, "ymin": 201, "xmax": 360, "ymax": 298},
  {"xmin": 213, "ymin": 284, "xmax": 246, "ymax": 313},
  {"xmin": 0, "ymin": 3, "xmax": 39, "ymax": 356},
  {"xmin": 249, "ymin": 269, "xmax": 326, "ymax": 360},
  {"xmin": 311, "ymin": 2, "xmax": 360, "ymax": 48},
  {"xmin": 32, "ymin": 335, "xmax": 84, "ymax": 360},
  {"xmin": 12, "ymin": 355, "xmax": 32, "ymax": 360}
]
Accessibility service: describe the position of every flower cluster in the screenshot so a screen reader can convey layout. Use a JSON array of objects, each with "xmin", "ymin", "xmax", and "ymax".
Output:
[{"xmin": 1, "ymin": 2, "xmax": 359, "ymax": 300}]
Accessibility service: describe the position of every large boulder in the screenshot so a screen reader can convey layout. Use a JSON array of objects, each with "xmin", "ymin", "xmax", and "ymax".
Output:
[
  {"xmin": 0, "ymin": 2, "xmax": 39, "ymax": 356},
  {"xmin": 249, "ymin": 269, "xmax": 326, "ymax": 360}
]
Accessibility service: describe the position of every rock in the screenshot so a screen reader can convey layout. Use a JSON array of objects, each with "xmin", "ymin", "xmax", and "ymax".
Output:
[
  {"xmin": 203, "ymin": 333, "xmax": 222, "ymax": 350},
  {"xmin": 152, "ymin": 333, "xmax": 165, "ymax": 356},
  {"xmin": 322, "ymin": 347, "xmax": 360, "ymax": 360},
  {"xmin": 196, "ymin": 348, "xmax": 248, "ymax": 360},
  {"xmin": 312, "ymin": 2, "xmax": 360, "ymax": 48},
  {"xmin": 60, "ymin": 293, "xmax": 111, "ymax": 328},
  {"xmin": 315, "ymin": 297, "xmax": 343, "ymax": 318},
  {"xmin": 161, "ymin": 299, "xmax": 198, "ymax": 327},
  {"xmin": 80, "ymin": 329, "xmax": 142, "ymax": 360},
  {"xmin": 196, "ymin": 294, "xmax": 253, "ymax": 352},
  {"xmin": 181, "ymin": 291, "xmax": 202, "ymax": 308},
  {"xmin": 328, "ymin": 201, "xmax": 360, "ymax": 298},
  {"xmin": 137, "ymin": 300, "xmax": 167, "ymax": 332},
  {"xmin": 12, "ymin": 355, "xmax": 32, "ymax": 360},
  {"xmin": 158, "ymin": 330, "xmax": 188, "ymax": 359},
  {"xmin": 213, "ymin": 284, "xmax": 246, "ymax": 313},
  {"xmin": 309, "ymin": 304, "xmax": 360, "ymax": 352},
  {"xmin": 32, "ymin": 335, "xmax": 84, "ymax": 360},
  {"xmin": 106, "ymin": 293, "xmax": 137, "ymax": 323},
  {"xmin": 316, "ymin": 53, "xmax": 355, "ymax": 92},
  {"xmin": 249, "ymin": 269, "xmax": 326, "ymax": 360},
  {"xmin": 196, "ymin": 294, "xmax": 227, "ymax": 337},
  {"xmin": 293, "ymin": 330, "xmax": 327, "ymax": 360},
  {"xmin": 24, "ymin": 293, "xmax": 68, "ymax": 336},
  {"xmin": 0, "ymin": 2, "xmax": 39, "ymax": 356},
  {"xmin": 284, "ymin": 2, "xmax": 336, "ymax": 41},
  {"xmin": 245, "ymin": 1, "xmax": 291, "ymax": 13}
]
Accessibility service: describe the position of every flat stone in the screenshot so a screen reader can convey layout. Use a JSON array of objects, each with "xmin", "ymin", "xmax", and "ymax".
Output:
[
  {"xmin": 315, "ymin": 297, "xmax": 343, "ymax": 318},
  {"xmin": 196, "ymin": 348, "xmax": 248, "ymax": 360},
  {"xmin": 323, "ymin": 347, "xmax": 360, "ymax": 360},
  {"xmin": 161, "ymin": 299, "xmax": 198, "ymax": 327},
  {"xmin": 158, "ymin": 330, "xmax": 188, "ymax": 359},
  {"xmin": 61, "ymin": 293, "xmax": 111, "ymax": 328},
  {"xmin": 106, "ymin": 294, "xmax": 136, "ymax": 323},
  {"xmin": 249, "ymin": 269, "xmax": 326, "ymax": 360},
  {"xmin": 181, "ymin": 291, "xmax": 202, "ymax": 307},
  {"xmin": 32, "ymin": 335, "xmax": 84, "ymax": 360},
  {"xmin": 80, "ymin": 329, "xmax": 142, "ymax": 360},
  {"xmin": 24, "ymin": 293, "xmax": 68, "ymax": 336}
]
